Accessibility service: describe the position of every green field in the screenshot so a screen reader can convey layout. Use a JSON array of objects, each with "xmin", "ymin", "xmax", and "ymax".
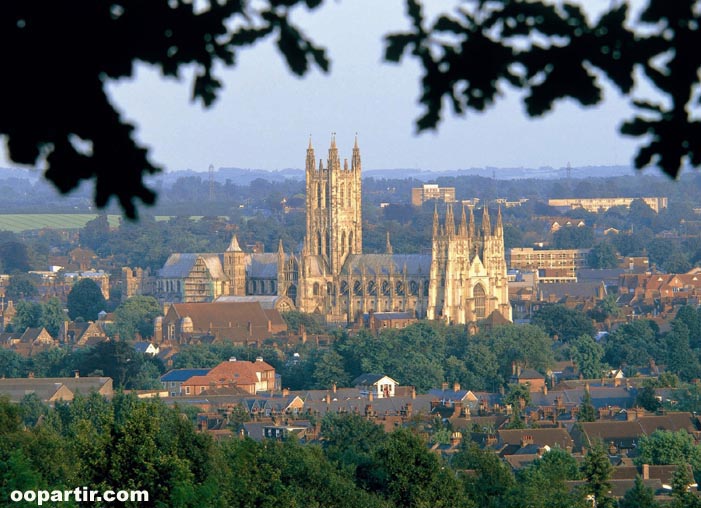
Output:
[
  {"xmin": 0, "ymin": 214, "xmax": 123, "ymax": 233},
  {"xmin": 0, "ymin": 214, "xmax": 224, "ymax": 233}
]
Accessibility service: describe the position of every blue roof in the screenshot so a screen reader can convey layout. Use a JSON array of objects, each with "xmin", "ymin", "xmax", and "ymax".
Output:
[
  {"xmin": 133, "ymin": 342, "xmax": 153, "ymax": 353},
  {"xmin": 160, "ymin": 368, "xmax": 210, "ymax": 382}
]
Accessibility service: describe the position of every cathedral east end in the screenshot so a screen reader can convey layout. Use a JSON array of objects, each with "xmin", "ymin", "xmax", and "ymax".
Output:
[{"xmin": 157, "ymin": 137, "xmax": 512, "ymax": 325}]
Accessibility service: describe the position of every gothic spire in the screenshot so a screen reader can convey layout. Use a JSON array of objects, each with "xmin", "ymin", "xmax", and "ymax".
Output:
[
  {"xmin": 226, "ymin": 234, "xmax": 242, "ymax": 252},
  {"xmin": 328, "ymin": 132, "xmax": 340, "ymax": 171},
  {"xmin": 277, "ymin": 238, "xmax": 285, "ymax": 255},
  {"xmin": 351, "ymin": 132, "xmax": 361, "ymax": 171},
  {"xmin": 496, "ymin": 205, "xmax": 503, "ymax": 237},
  {"xmin": 459, "ymin": 204, "xmax": 468, "ymax": 236},
  {"xmin": 386, "ymin": 231, "xmax": 393, "ymax": 254},
  {"xmin": 468, "ymin": 205, "xmax": 475, "ymax": 237},
  {"xmin": 306, "ymin": 135, "xmax": 315, "ymax": 173},
  {"xmin": 445, "ymin": 204, "xmax": 455, "ymax": 236},
  {"xmin": 482, "ymin": 204, "xmax": 491, "ymax": 236},
  {"xmin": 433, "ymin": 203, "xmax": 439, "ymax": 237}
]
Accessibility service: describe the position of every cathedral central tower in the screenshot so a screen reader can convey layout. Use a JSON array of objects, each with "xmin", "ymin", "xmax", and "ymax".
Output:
[{"xmin": 305, "ymin": 134, "xmax": 363, "ymax": 276}]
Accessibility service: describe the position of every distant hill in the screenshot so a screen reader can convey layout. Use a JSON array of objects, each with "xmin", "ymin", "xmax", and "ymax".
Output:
[{"xmin": 2, "ymin": 164, "xmax": 653, "ymax": 187}]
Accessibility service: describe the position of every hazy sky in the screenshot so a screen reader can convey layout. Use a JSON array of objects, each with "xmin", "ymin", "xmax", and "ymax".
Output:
[{"xmin": 3, "ymin": 0, "xmax": 648, "ymax": 175}]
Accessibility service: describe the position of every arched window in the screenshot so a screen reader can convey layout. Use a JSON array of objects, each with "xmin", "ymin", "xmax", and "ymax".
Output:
[
  {"xmin": 340, "ymin": 183, "xmax": 345, "ymax": 208},
  {"xmin": 474, "ymin": 284, "xmax": 486, "ymax": 318},
  {"xmin": 317, "ymin": 231, "xmax": 322, "ymax": 256},
  {"xmin": 341, "ymin": 231, "xmax": 346, "ymax": 256},
  {"xmin": 313, "ymin": 282, "xmax": 320, "ymax": 296},
  {"xmin": 317, "ymin": 182, "xmax": 322, "ymax": 209},
  {"xmin": 349, "ymin": 231, "xmax": 354, "ymax": 253},
  {"xmin": 353, "ymin": 280, "xmax": 363, "ymax": 296}
]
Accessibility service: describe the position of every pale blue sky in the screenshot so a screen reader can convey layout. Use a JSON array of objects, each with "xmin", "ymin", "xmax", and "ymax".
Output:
[{"xmin": 2, "ymin": 0, "xmax": 647, "ymax": 175}]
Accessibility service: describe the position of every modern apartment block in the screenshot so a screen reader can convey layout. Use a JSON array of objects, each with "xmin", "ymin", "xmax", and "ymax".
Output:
[
  {"xmin": 548, "ymin": 197, "xmax": 668, "ymax": 213},
  {"xmin": 508, "ymin": 247, "xmax": 590, "ymax": 282},
  {"xmin": 411, "ymin": 184, "xmax": 456, "ymax": 206}
]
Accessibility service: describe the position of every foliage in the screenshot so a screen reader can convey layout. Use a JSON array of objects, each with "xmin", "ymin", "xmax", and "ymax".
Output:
[
  {"xmin": 603, "ymin": 320, "xmax": 661, "ymax": 369},
  {"xmin": 0, "ymin": 1, "xmax": 328, "ymax": 218},
  {"xmin": 386, "ymin": 0, "xmax": 701, "ymax": 179},
  {"xmin": 11, "ymin": 301, "xmax": 42, "ymax": 332},
  {"xmin": 576, "ymin": 389, "xmax": 596, "ymax": 423},
  {"xmin": 281, "ymin": 310, "xmax": 327, "ymax": 335},
  {"xmin": 40, "ymin": 297, "xmax": 68, "ymax": 338},
  {"xmin": 68, "ymin": 341, "xmax": 165, "ymax": 390},
  {"xmin": 581, "ymin": 442, "xmax": 614, "ymax": 508},
  {"xmin": 112, "ymin": 295, "xmax": 161, "ymax": 340},
  {"xmin": 0, "ymin": 240, "xmax": 33, "ymax": 272},
  {"xmin": 4, "ymin": 273, "xmax": 39, "ymax": 301},
  {"xmin": 619, "ymin": 475, "xmax": 658, "ymax": 508},
  {"xmin": 635, "ymin": 430, "xmax": 701, "ymax": 474},
  {"xmin": 568, "ymin": 334, "xmax": 606, "ymax": 379},
  {"xmin": 67, "ymin": 278, "xmax": 106, "ymax": 321},
  {"xmin": 587, "ymin": 242, "xmax": 618, "ymax": 269},
  {"xmin": 636, "ymin": 384, "xmax": 662, "ymax": 412},
  {"xmin": 452, "ymin": 442, "xmax": 515, "ymax": 508},
  {"xmin": 516, "ymin": 448, "xmax": 586, "ymax": 508},
  {"xmin": 531, "ymin": 305, "xmax": 595, "ymax": 342}
]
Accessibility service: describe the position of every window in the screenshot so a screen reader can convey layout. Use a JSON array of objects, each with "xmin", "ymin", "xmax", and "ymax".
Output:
[{"xmin": 474, "ymin": 284, "xmax": 486, "ymax": 318}]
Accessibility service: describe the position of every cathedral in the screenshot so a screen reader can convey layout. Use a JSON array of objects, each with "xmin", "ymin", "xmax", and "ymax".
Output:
[{"xmin": 157, "ymin": 136, "xmax": 511, "ymax": 325}]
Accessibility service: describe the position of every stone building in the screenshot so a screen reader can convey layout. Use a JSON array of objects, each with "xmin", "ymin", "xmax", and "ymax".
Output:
[{"xmin": 157, "ymin": 136, "xmax": 511, "ymax": 325}]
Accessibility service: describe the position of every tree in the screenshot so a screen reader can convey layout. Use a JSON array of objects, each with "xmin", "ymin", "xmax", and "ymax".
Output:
[
  {"xmin": 67, "ymin": 278, "xmax": 106, "ymax": 321},
  {"xmin": 0, "ymin": 241, "xmax": 32, "ymax": 272},
  {"xmin": 452, "ymin": 442, "xmax": 515, "ymax": 508},
  {"xmin": 0, "ymin": 1, "xmax": 328, "ymax": 218},
  {"xmin": 636, "ymin": 384, "xmax": 662, "ymax": 413},
  {"xmin": 635, "ymin": 430, "xmax": 701, "ymax": 473},
  {"xmin": 587, "ymin": 242, "xmax": 618, "ymax": 269},
  {"xmin": 552, "ymin": 226, "xmax": 595, "ymax": 250},
  {"xmin": 3, "ymin": 1, "xmax": 701, "ymax": 217},
  {"xmin": 11, "ymin": 301, "xmax": 42, "ymax": 332},
  {"xmin": 619, "ymin": 475, "xmax": 658, "ymax": 508},
  {"xmin": 112, "ymin": 296, "xmax": 161, "ymax": 340},
  {"xmin": 363, "ymin": 429, "xmax": 469, "ymax": 508},
  {"xmin": 569, "ymin": 334, "xmax": 606, "ymax": 380},
  {"xmin": 531, "ymin": 305, "xmax": 595, "ymax": 342},
  {"xmin": 387, "ymin": 1, "xmax": 701, "ymax": 180},
  {"xmin": 79, "ymin": 215, "xmax": 111, "ymax": 252},
  {"xmin": 577, "ymin": 389, "xmax": 596, "ymax": 423},
  {"xmin": 4, "ymin": 273, "xmax": 39, "ymax": 301},
  {"xmin": 581, "ymin": 442, "xmax": 614, "ymax": 508},
  {"xmin": 40, "ymin": 297, "xmax": 67, "ymax": 338}
]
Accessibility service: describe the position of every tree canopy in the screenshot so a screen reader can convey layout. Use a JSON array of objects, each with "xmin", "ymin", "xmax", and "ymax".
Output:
[
  {"xmin": 2, "ymin": 1, "xmax": 700, "ymax": 217},
  {"xmin": 0, "ymin": 0, "xmax": 328, "ymax": 218}
]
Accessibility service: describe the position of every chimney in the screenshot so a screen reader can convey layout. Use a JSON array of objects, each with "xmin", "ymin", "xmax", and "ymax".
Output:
[
  {"xmin": 441, "ymin": 382, "xmax": 449, "ymax": 391},
  {"xmin": 368, "ymin": 391, "xmax": 374, "ymax": 401},
  {"xmin": 520, "ymin": 435, "xmax": 533, "ymax": 447},
  {"xmin": 405, "ymin": 403, "xmax": 413, "ymax": 417},
  {"xmin": 453, "ymin": 382, "xmax": 460, "ymax": 392},
  {"xmin": 642, "ymin": 463, "xmax": 649, "ymax": 480},
  {"xmin": 450, "ymin": 432, "xmax": 462, "ymax": 447},
  {"xmin": 74, "ymin": 370, "xmax": 80, "ymax": 378},
  {"xmin": 282, "ymin": 388, "xmax": 289, "ymax": 397},
  {"xmin": 542, "ymin": 385, "xmax": 548, "ymax": 395},
  {"xmin": 325, "ymin": 392, "xmax": 331, "ymax": 404},
  {"xmin": 256, "ymin": 356, "xmax": 263, "ymax": 362},
  {"xmin": 411, "ymin": 387, "xmax": 416, "ymax": 399},
  {"xmin": 28, "ymin": 372, "xmax": 34, "ymax": 378}
]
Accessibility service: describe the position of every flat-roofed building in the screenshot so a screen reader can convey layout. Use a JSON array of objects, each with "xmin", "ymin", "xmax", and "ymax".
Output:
[
  {"xmin": 411, "ymin": 184, "xmax": 456, "ymax": 206},
  {"xmin": 548, "ymin": 197, "xmax": 668, "ymax": 213},
  {"xmin": 508, "ymin": 247, "xmax": 590, "ymax": 281}
]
